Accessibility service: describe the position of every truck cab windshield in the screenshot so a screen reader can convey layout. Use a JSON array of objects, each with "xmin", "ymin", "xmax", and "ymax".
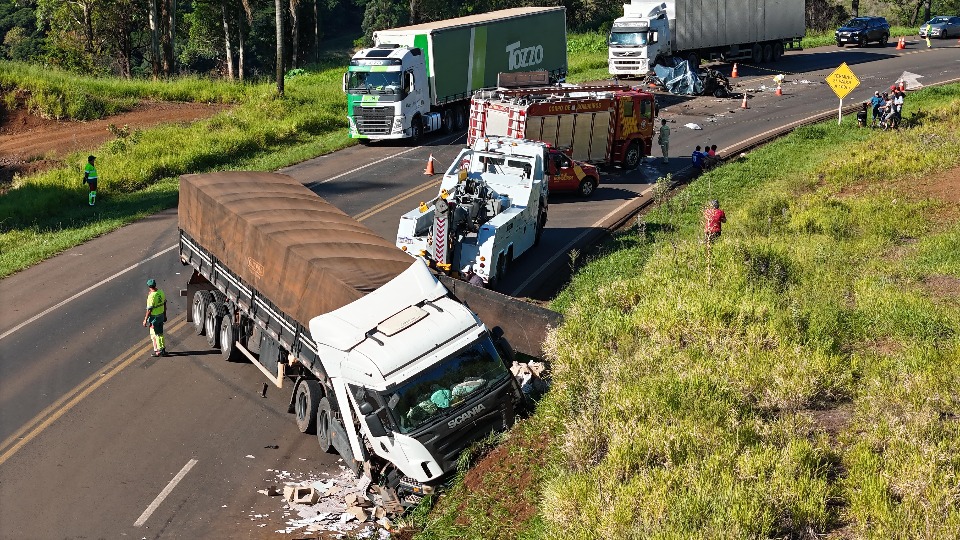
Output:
[
  {"xmin": 609, "ymin": 31, "xmax": 647, "ymax": 47},
  {"xmin": 347, "ymin": 71, "xmax": 404, "ymax": 95},
  {"xmin": 386, "ymin": 337, "xmax": 509, "ymax": 434}
]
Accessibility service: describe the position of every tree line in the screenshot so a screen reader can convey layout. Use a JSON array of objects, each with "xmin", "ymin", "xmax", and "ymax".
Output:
[{"xmin": 1, "ymin": 0, "xmax": 958, "ymax": 83}]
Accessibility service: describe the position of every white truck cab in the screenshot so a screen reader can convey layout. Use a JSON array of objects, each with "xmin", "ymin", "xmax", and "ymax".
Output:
[
  {"xmin": 609, "ymin": 1, "xmax": 672, "ymax": 76},
  {"xmin": 309, "ymin": 259, "xmax": 520, "ymax": 488},
  {"xmin": 344, "ymin": 45, "xmax": 438, "ymax": 140}
]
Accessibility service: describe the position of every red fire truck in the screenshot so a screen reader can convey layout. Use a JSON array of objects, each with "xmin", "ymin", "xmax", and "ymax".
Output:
[{"xmin": 468, "ymin": 85, "xmax": 656, "ymax": 170}]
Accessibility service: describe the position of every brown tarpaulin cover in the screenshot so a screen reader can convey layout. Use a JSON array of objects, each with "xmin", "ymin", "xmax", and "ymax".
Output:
[{"xmin": 179, "ymin": 172, "xmax": 415, "ymax": 327}]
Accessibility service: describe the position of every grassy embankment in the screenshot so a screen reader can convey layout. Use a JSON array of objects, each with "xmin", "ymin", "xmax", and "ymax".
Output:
[
  {"xmin": 0, "ymin": 57, "xmax": 351, "ymax": 277},
  {"xmin": 409, "ymin": 84, "xmax": 960, "ymax": 538},
  {"xmin": 0, "ymin": 32, "xmax": 612, "ymax": 278}
]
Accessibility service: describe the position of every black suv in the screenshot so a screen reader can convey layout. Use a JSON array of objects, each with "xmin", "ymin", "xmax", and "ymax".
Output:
[{"xmin": 836, "ymin": 17, "xmax": 890, "ymax": 47}]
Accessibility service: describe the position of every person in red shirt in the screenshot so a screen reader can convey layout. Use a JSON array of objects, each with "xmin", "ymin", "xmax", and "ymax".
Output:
[{"xmin": 704, "ymin": 200, "xmax": 726, "ymax": 242}]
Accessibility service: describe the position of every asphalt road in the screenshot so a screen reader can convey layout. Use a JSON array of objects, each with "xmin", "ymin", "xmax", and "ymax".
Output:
[{"xmin": 1, "ymin": 40, "xmax": 957, "ymax": 539}]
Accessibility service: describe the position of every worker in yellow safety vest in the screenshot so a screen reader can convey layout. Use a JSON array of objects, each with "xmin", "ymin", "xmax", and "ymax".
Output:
[
  {"xmin": 143, "ymin": 279, "xmax": 167, "ymax": 357},
  {"xmin": 83, "ymin": 155, "xmax": 98, "ymax": 206}
]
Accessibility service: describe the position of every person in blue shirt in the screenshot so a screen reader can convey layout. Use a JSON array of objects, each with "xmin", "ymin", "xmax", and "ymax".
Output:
[
  {"xmin": 692, "ymin": 146, "xmax": 705, "ymax": 171},
  {"xmin": 869, "ymin": 91, "xmax": 883, "ymax": 127}
]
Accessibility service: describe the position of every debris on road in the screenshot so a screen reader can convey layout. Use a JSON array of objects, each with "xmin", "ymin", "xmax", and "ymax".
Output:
[
  {"xmin": 684, "ymin": 123, "xmax": 703, "ymax": 130},
  {"xmin": 253, "ymin": 465, "xmax": 395, "ymax": 537}
]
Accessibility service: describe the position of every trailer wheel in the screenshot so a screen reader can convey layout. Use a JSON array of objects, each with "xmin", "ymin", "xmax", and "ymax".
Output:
[
  {"xmin": 455, "ymin": 104, "xmax": 468, "ymax": 131},
  {"xmin": 578, "ymin": 177, "xmax": 598, "ymax": 197},
  {"xmin": 773, "ymin": 42, "xmax": 784, "ymax": 61},
  {"xmin": 751, "ymin": 43, "xmax": 763, "ymax": 64},
  {"xmin": 316, "ymin": 397, "xmax": 333, "ymax": 453},
  {"xmin": 295, "ymin": 380, "xmax": 322, "ymax": 434},
  {"xmin": 192, "ymin": 291, "xmax": 213, "ymax": 335},
  {"xmin": 219, "ymin": 315, "xmax": 238, "ymax": 361},
  {"xmin": 621, "ymin": 141, "xmax": 642, "ymax": 170},
  {"xmin": 204, "ymin": 301, "xmax": 227, "ymax": 348},
  {"xmin": 762, "ymin": 43, "xmax": 773, "ymax": 63},
  {"xmin": 442, "ymin": 109, "xmax": 455, "ymax": 133},
  {"xmin": 686, "ymin": 52, "xmax": 699, "ymax": 68}
]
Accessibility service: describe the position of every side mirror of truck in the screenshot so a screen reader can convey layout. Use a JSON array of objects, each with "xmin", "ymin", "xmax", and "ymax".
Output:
[
  {"xmin": 342, "ymin": 72, "xmax": 348, "ymax": 93},
  {"xmin": 358, "ymin": 401, "xmax": 374, "ymax": 415},
  {"xmin": 364, "ymin": 412, "xmax": 389, "ymax": 438},
  {"xmin": 491, "ymin": 326, "xmax": 504, "ymax": 341}
]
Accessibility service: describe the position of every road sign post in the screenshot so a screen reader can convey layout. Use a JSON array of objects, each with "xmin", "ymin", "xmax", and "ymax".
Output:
[{"xmin": 825, "ymin": 62, "xmax": 861, "ymax": 125}]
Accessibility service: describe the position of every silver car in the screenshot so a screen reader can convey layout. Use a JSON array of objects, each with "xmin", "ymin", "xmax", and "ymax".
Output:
[{"xmin": 919, "ymin": 16, "xmax": 960, "ymax": 39}]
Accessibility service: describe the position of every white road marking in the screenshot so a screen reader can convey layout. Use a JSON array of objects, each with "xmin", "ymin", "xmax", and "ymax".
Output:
[
  {"xmin": 303, "ymin": 134, "xmax": 461, "ymax": 189},
  {"xmin": 134, "ymin": 458, "xmax": 198, "ymax": 527},
  {"xmin": 0, "ymin": 245, "xmax": 178, "ymax": 342}
]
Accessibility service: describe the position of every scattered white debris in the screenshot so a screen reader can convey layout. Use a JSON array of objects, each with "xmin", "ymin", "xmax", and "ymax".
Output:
[
  {"xmin": 245, "ymin": 455, "xmax": 255, "ymax": 459},
  {"xmin": 684, "ymin": 123, "xmax": 703, "ymax": 130},
  {"xmin": 253, "ymin": 466, "xmax": 393, "ymax": 537}
]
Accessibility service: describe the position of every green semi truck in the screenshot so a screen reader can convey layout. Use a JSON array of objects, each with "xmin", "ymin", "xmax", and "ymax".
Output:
[{"xmin": 343, "ymin": 7, "xmax": 568, "ymax": 142}]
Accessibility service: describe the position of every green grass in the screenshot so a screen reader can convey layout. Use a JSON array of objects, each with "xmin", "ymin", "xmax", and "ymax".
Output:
[
  {"xmin": 415, "ymin": 84, "xmax": 960, "ymax": 539},
  {"xmin": 0, "ymin": 58, "xmax": 353, "ymax": 277}
]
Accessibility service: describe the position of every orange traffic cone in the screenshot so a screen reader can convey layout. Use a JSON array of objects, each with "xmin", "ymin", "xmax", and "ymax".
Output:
[
  {"xmin": 424, "ymin": 154, "xmax": 436, "ymax": 175},
  {"xmin": 731, "ymin": 63, "xmax": 739, "ymax": 78},
  {"xmin": 741, "ymin": 94, "xmax": 749, "ymax": 109},
  {"xmin": 896, "ymin": 36, "xmax": 904, "ymax": 49},
  {"xmin": 775, "ymin": 84, "xmax": 783, "ymax": 96}
]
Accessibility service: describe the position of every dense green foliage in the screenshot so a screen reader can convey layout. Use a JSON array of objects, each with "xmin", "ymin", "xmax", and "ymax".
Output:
[
  {"xmin": 414, "ymin": 84, "xmax": 960, "ymax": 538},
  {"xmin": 5, "ymin": 0, "xmax": 960, "ymax": 79}
]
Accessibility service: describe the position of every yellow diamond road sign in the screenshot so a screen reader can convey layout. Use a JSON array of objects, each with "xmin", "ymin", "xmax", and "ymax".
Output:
[{"xmin": 826, "ymin": 62, "xmax": 860, "ymax": 100}]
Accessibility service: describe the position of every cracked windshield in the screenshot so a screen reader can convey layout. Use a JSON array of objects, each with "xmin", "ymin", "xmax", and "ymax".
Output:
[
  {"xmin": 387, "ymin": 338, "xmax": 508, "ymax": 434},
  {"xmin": 347, "ymin": 70, "xmax": 403, "ymax": 94}
]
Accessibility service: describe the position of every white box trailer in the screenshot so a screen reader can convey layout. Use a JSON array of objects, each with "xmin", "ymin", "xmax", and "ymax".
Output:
[{"xmin": 609, "ymin": 0, "xmax": 805, "ymax": 76}]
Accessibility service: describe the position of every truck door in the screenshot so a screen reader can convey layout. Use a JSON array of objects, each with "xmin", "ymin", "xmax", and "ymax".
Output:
[
  {"xmin": 617, "ymin": 96, "xmax": 639, "ymax": 143},
  {"xmin": 637, "ymin": 96, "xmax": 654, "ymax": 155},
  {"xmin": 548, "ymin": 150, "xmax": 576, "ymax": 192}
]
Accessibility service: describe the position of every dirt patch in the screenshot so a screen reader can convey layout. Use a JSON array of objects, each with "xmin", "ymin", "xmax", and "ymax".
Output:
[
  {"xmin": 838, "ymin": 164, "xmax": 960, "ymax": 223},
  {"xmin": 453, "ymin": 432, "xmax": 549, "ymax": 531},
  {"xmin": 805, "ymin": 403, "xmax": 855, "ymax": 444},
  {"xmin": 922, "ymin": 274, "xmax": 960, "ymax": 301},
  {"xmin": 0, "ymin": 101, "xmax": 227, "ymax": 187}
]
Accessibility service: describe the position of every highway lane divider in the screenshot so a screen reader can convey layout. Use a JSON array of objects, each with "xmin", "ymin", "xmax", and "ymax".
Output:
[
  {"xmin": 0, "ymin": 315, "xmax": 188, "ymax": 466},
  {"xmin": 0, "ymin": 245, "xmax": 178, "ymax": 343},
  {"xmin": 352, "ymin": 178, "xmax": 441, "ymax": 223}
]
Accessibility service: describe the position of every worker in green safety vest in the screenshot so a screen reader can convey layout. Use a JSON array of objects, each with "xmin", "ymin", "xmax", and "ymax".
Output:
[
  {"xmin": 82, "ymin": 155, "xmax": 98, "ymax": 206},
  {"xmin": 143, "ymin": 279, "xmax": 167, "ymax": 357}
]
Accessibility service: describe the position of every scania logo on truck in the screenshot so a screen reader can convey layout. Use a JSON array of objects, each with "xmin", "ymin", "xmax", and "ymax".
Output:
[
  {"xmin": 505, "ymin": 41, "xmax": 544, "ymax": 71},
  {"xmin": 448, "ymin": 403, "xmax": 485, "ymax": 428}
]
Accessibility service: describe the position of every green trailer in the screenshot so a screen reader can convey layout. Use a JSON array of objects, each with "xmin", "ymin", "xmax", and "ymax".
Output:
[{"xmin": 344, "ymin": 7, "xmax": 567, "ymax": 141}]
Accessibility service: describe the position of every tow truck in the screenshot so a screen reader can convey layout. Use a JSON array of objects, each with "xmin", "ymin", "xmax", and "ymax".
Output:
[{"xmin": 396, "ymin": 136, "xmax": 549, "ymax": 288}]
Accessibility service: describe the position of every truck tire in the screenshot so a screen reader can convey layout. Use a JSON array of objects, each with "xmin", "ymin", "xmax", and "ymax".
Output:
[
  {"xmin": 455, "ymin": 104, "xmax": 468, "ymax": 131},
  {"xmin": 534, "ymin": 202, "xmax": 547, "ymax": 246},
  {"xmin": 192, "ymin": 291, "xmax": 213, "ymax": 335},
  {"xmin": 316, "ymin": 397, "xmax": 333, "ymax": 453},
  {"xmin": 751, "ymin": 43, "xmax": 763, "ymax": 64},
  {"xmin": 219, "ymin": 315, "xmax": 238, "ymax": 361},
  {"xmin": 621, "ymin": 140, "xmax": 641, "ymax": 170},
  {"xmin": 686, "ymin": 52, "xmax": 699, "ymax": 68},
  {"xmin": 295, "ymin": 380, "xmax": 321, "ymax": 434},
  {"xmin": 204, "ymin": 301, "xmax": 227, "ymax": 348},
  {"xmin": 578, "ymin": 177, "xmax": 598, "ymax": 197},
  {"xmin": 762, "ymin": 43, "xmax": 773, "ymax": 63},
  {"xmin": 411, "ymin": 115, "xmax": 423, "ymax": 142},
  {"xmin": 773, "ymin": 42, "xmax": 784, "ymax": 61},
  {"xmin": 442, "ymin": 109, "xmax": 455, "ymax": 133}
]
